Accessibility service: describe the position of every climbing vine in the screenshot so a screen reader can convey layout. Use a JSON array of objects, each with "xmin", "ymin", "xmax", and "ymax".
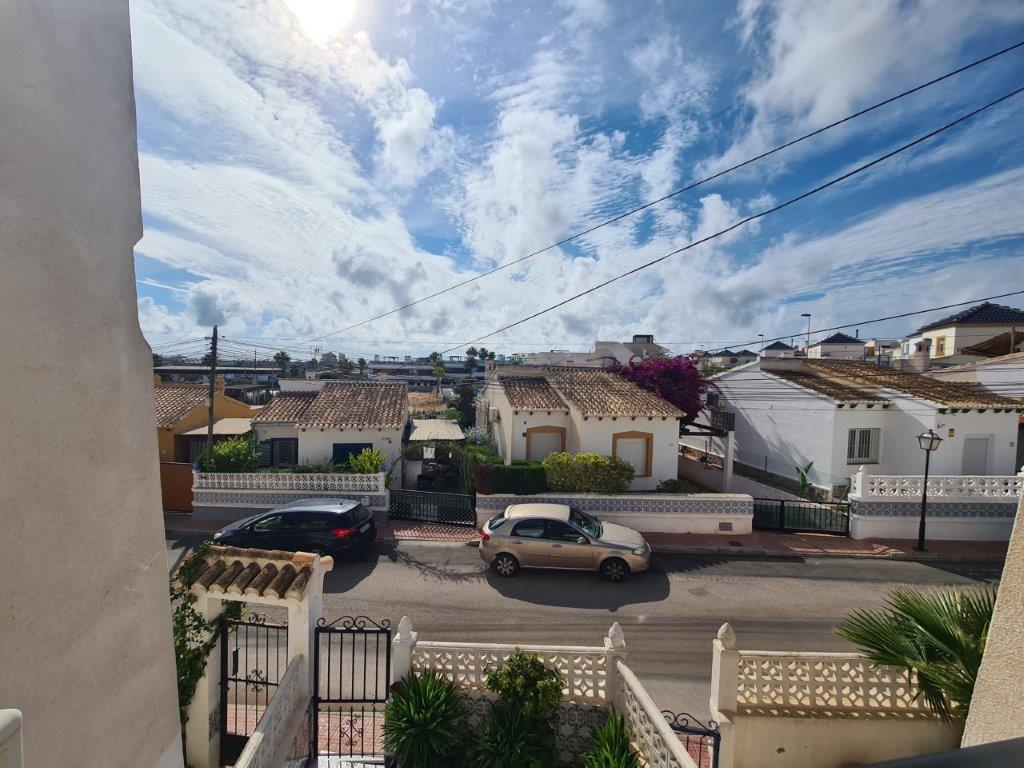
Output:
[{"xmin": 170, "ymin": 542, "xmax": 242, "ymax": 731}]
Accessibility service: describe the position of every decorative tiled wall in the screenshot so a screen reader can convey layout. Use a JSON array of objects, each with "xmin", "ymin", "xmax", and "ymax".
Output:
[
  {"xmin": 851, "ymin": 499, "xmax": 1017, "ymax": 519},
  {"xmin": 475, "ymin": 492, "xmax": 752, "ymax": 516},
  {"xmin": 193, "ymin": 489, "xmax": 389, "ymax": 523}
]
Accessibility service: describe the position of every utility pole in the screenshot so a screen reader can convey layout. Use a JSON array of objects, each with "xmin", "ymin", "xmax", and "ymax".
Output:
[{"xmin": 206, "ymin": 325, "xmax": 218, "ymax": 461}]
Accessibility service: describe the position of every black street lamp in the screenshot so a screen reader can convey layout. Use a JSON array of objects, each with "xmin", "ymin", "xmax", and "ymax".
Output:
[{"xmin": 915, "ymin": 429, "xmax": 943, "ymax": 551}]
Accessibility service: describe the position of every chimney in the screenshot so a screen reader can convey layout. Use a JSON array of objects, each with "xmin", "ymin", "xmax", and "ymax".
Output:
[{"xmin": 905, "ymin": 338, "xmax": 932, "ymax": 372}]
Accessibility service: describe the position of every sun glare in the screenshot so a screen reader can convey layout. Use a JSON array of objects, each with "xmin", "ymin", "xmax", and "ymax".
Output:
[{"xmin": 286, "ymin": 0, "xmax": 357, "ymax": 41}]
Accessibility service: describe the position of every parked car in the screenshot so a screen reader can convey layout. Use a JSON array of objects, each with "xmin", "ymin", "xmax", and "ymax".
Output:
[
  {"xmin": 479, "ymin": 503, "xmax": 651, "ymax": 582},
  {"xmin": 212, "ymin": 498, "xmax": 376, "ymax": 557}
]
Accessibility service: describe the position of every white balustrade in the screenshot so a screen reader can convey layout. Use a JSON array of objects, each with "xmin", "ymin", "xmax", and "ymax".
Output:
[
  {"xmin": 850, "ymin": 469, "xmax": 1022, "ymax": 501},
  {"xmin": 412, "ymin": 640, "xmax": 610, "ymax": 703},
  {"xmin": 194, "ymin": 472, "xmax": 385, "ymax": 493},
  {"xmin": 734, "ymin": 651, "xmax": 927, "ymax": 714},
  {"xmin": 617, "ymin": 660, "xmax": 697, "ymax": 768}
]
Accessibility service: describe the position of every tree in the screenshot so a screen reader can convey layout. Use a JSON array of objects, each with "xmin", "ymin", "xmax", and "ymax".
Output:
[
  {"xmin": 464, "ymin": 346, "xmax": 479, "ymax": 373},
  {"xmin": 452, "ymin": 380, "xmax": 476, "ymax": 429},
  {"xmin": 837, "ymin": 587, "xmax": 996, "ymax": 723},
  {"xmin": 273, "ymin": 350, "xmax": 291, "ymax": 374},
  {"xmin": 201, "ymin": 352, "xmax": 214, "ymax": 367},
  {"xmin": 357, "ymin": 357, "xmax": 367, "ymax": 373},
  {"xmin": 429, "ymin": 351, "xmax": 445, "ymax": 396},
  {"xmin": 152, "ymin": 352, "xmax": 164, "ymax": 366},
  {"xmin": 478, "ymin": 347, "xmax": 495, "ymax": 361},
  {"xmin": 615, "ymin": 355, "xmax": 713, "ymax": 424}
]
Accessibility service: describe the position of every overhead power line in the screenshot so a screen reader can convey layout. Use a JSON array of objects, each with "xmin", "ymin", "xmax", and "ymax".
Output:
[
  {"xmin": 285, "ymin": 39, "xmax": 1024, "ymax": 348},
  {"xmin": 441, "ymin": 85, "xmax": 1024, "ymax": 353}
]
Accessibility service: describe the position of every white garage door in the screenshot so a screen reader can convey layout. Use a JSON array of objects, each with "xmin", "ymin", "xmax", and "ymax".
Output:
[
  {"xmin": 616, "ymin": 438, "xmax": 648, "ymax": 476},
  {"xmin": 528, "ymin": 431, "xmax": 562, "ymax": 461}
]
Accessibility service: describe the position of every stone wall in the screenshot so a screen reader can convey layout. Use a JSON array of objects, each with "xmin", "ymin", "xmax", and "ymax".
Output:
[{"xmin": 476, "ymin": 492, "xmax": 753, "ymax": 534}]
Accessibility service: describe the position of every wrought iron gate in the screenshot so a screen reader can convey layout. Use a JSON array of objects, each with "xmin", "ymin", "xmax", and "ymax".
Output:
[
  {"xmin": 752, "ymin": 498, "xmax": 850, "ymax": 536},
  {"xmin": 219, "ymin": 615, "xmax": 288, "ymax": 765},
  {"xmin": 662, "ymin": 710, "xmax": 721, "ymax": 768},
  {"xmin": 310, "ymin": 616, "xmax": 393, "ymax": 763},
  {"xmin": 388, "ymin": 488, "xmax": 476, "ymax": 527}
]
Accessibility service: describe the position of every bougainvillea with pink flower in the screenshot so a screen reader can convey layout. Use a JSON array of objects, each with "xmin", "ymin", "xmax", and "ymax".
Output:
[{"xmin": 615, "ymin": 354, "xmax": 714, "ymax": 423}]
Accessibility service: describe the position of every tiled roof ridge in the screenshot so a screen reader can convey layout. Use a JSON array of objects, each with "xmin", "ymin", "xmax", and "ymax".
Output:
[
  {"xmin": 547, "ymin": 368, "xmax": 682, "ymax": 417},
  {"xmin": 189, "ymin": 546, "xmax": 331, "ymax": 600},
  {"xmin": 764, "ymin": 368, "xmax": 887, "ymax": 403}
]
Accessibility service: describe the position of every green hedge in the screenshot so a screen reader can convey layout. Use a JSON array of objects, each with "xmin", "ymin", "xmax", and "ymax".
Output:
[
  {"xmin": 491, "ymin": 462, "xmax": 549, "ymax": 494},
  {"xmin": 542, "ymin": 452, "xmax": 634, "ymax": 494}
]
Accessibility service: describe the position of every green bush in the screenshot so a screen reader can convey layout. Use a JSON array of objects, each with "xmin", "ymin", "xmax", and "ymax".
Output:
[
  {"xmin": 470, "ymin": 699, "xmax": 555, "ymax": 768},
  {"xmin": 582, "ymin": 713, "xmax": 638, "ymax": 768},
  {"xmin": 383, "ymin": 672, "xmax": 466, "ymax": 768},
  {"xmin": 348, "ymin": 446, "xmax": 388, "ymax": 474},
  {"xmin": 197, "ymin": 435, "xmax": 259, "ymax": 472},
  {"xmin": 541, "ymin": 452, "xmax": 634, "ymax": 494},
  {"xmin": 491, "ymin": 462, "xmax": 549, "ymax": 494},
  {"xmin": 471, "ymin": 651, "xmax": 565, "ymax": 768},
  {"xmin": 655, "ymin": 478, "xmax": 684, "ymax": 493}
]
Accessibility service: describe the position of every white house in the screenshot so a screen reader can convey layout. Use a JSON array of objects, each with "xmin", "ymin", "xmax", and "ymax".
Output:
[
  {"xmin": 805, "ymin": 332, "xmax": 866, "ymax": 360},
  {"xmin": 928, "ymin": 350, "xmax": 1024, "ymax": 470},
  {"xmin": 712, "ymin": 358, "xmax": 1023, "ymax": 495},
  {"xmin": 898, "ymin": 301, "xmax": 1024, "ymax": 361},
  {"xmin": 481, "ymin": 367, "xmax": 682, "ymax": 490},
  {"xmin": 521, "ymin": 333, "xmax": 670, "ymax": 368},
  {"xmin": 253, "ymin": 381, "xmax": 408, "ymax": 467},
  {"xmin": 703, "ymin": 348, "xmax": 758, "ymax": 370},
  {"xmin": 760, "ymin": 341, "xmax": 796, "ymax": 358}
]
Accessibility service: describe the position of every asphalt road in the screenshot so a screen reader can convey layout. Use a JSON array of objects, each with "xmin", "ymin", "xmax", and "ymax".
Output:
[{"xmin": 166, "ymin": 533, "xmax": 1000, "ymax": 718}]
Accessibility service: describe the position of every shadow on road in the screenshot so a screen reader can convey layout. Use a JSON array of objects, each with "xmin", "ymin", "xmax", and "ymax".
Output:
[
  {"xmin": 322, "ymin": 539, "xmax": 394, "ymax": 594},
  {"xmin": 486, "ymin": 565, "xmax": 670, "ymax": 611}
]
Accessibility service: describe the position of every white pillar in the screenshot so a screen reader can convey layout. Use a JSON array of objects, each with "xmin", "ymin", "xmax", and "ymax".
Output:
[
  {"xmin": 391, "ymin": 616, "xmax": 417, "ymax": 685},
  {"xmin": 722, "ymin": 431, "xmax": 735, "ymax": 492},
  {"xmin": 185, "ymin": 594, "xmax": 225, "ymax": 768},
  {"xmin": 850, "ymin": 465, "xmax": 868, "ymax": 499},
  {"xmin": 0, "ymin": 710, "xmax": 24, "ymax": 768},
  {"xmin": 604, "ymin": 622, "xmax": 627, "ymax": 710},
  {"xmin": 709, "ymin": 623, "xmax": 738, "ymax": 768}
]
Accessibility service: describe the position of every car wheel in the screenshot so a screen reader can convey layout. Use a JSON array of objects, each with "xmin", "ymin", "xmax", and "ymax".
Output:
[
  {"xmin": 493, "ymin": 553, "xmax": 519, "ymax": 577},
  {"xmin": 600, "ymin": 558, "xmax": 629, "ymax": 583}
]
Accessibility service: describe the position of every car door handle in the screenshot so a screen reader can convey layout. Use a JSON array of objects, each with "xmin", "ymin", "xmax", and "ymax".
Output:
[{"xmin": 551, "ymin": 543, "xmax": 562, "ymax": 548}]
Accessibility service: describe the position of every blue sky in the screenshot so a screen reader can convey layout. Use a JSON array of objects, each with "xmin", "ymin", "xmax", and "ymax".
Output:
[{"xmin": 131, "ymin": 0, "xmax": 1024, "ymax": 361}]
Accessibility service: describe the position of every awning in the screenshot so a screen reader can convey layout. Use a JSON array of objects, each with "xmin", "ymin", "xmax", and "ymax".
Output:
[
  {"xmin": 180, "ymin": 417, "xmax": 253, "ymax": 436},
  {"xmin": 408, "ymin": 419, "xmax": 465, "ymax": 442}
]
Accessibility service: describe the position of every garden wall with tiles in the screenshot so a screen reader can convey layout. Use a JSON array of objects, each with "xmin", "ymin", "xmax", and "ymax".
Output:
[
  {"xmin": 849, "ymin": 499, "xmax": 1017, "ymax": 540},
  {"xmin": 191, "ymin": 472, "xmax": 389, "ymax": 523},
  {"xmin": 475, "ymin": 492, "xmax": 753, "ymax": 534}
]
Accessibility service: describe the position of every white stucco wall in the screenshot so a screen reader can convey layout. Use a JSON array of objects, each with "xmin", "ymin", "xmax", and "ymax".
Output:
[
  {"xmin": 0, "ymin": 3, "xmax": 184, "ymax": 766},
  {"xmin": 717, "ymin": 369, "xmax": 839, "ymax": 488},
  {"xmin": 806, "ymin": 343, "xmax": 865, "ymax": 359},
  {"xmin": 297, "ymin": 427, "xmax": 404, "ymax": 466},
  {"xmin": 963, "ymin": 489, "xmax": 1024, "ymax": 745},
  {"xmin": 567, "ymin": 412, "xmax": 679, "ymax": 490},
  {"xmin": 923, "ymin": 324, "xmax": 1017, "ymax": 357},
  {"xmin": 254, "ymin": 423, "xmax": 300, "ymax": 441},
  {"xmin": 503, "ymin": 409, "xmax": 571, "ymax": 462}
]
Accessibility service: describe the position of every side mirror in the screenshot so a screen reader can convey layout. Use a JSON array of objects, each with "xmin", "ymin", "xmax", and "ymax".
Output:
[{"xmin": 576, "ymin": 536, "xmax": 589, "ymax": 545}]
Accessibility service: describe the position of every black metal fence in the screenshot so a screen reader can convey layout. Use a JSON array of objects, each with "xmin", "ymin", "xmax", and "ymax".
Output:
[
  {"xmin": 752, "ymin": 498, "xmax": 850, "ymax": 536},
  {"xmin": 311, "ymin": 616, "xmax": 393, "ymax": 762},
  {"xmin": 388, "ymin": 488, "xmax": 477, "ymax": 527},
  {"xmin": 663, "ymin": 711, "xmax": 721, "ymax": 768},
  {"xmin": 219, "ymin": 615, "xmax": 288, "ymax": 765}
]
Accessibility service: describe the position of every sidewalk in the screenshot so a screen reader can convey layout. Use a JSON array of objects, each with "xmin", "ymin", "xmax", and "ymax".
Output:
[
  {"xmin": 643, "ymin": 530, "xmax": 1008, "ymax": 562},
  {"xmin": 164, "ymin": 513, "xmax": 1005, "ymax": 561}
]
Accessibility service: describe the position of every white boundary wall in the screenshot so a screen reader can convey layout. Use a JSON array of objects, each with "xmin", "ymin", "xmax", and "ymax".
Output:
[{"xmin": 475, "ymin": 492, "xmax": 753, "ymax": 534}]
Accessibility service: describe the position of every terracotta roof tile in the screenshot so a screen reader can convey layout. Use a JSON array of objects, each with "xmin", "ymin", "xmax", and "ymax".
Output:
[
  {"xmin": 767, "ymin": 369, "xmax": 887, "ymax": 403},
  {"xmin": 499, "ymin": 376, "xmax": 568, "ymax": 411},
  {"xmin": 548, "ymin": 369, "xmax": 682, "ymax": 417},
  {"xmin": 252, "ymin": 391, "xmax": 316, "ymax": 423},
  {"xmin": 298, "ymin": 381, "xmax": 408, "ymax": 430},
  {"xmin": 806, "ymin": 361, "xmax": 1024, "ymax": 408},
  {"xmin": 153, "ymin": 384, "xmax": 207, "ymax": 428},
  {"xmin": 190, "ymin": 546, "xmax": 329, "ymax": 600}
]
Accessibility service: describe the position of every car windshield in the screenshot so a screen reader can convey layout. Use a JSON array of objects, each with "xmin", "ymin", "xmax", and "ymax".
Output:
[{"xmin": 569, "ymin": 509, "xmax": 601, "ymax": 538}]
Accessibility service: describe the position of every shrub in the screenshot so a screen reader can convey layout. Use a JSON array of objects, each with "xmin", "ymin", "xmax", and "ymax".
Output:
[
  {"xmin": 348, "ymin": 447, "xmax": 388, "ymax": 474},
  {"xmin": 383, "ymin": 672, "xmax": 466, "ymax": 768},
  {"xmin": 655, "ymin": 479, "xmax": 684, "ymax": 493},
  {"xmin": 582, "ymin": 713, "xmax": 638, "ymax": 768},
  {"xmin": 471, "ymin": 651, "xmax": 565, "ymax": 768},
  {"xmin": 541, "ymin": 452, "xmax": 575, "ymax": 492},
  {"xmin": 491, "ymin": 462, "xmax": 548, "ymax": 494},
  {"xmin": 465, "ymin": 427, "xmax": 490, "ymax": 445},
  {"xmin": 473, "ymin": 463, "xmax": 495, "ymax": 495},
  {"xmin": 197, "ymin": 435, "xmax": 259, "ymax": 472},
  {"xmin": 541, "ymin": 452, "xmax": 634, "ymax": 494},
  {"xmin": 614, "ymin": 355, "xmax": 713, "ymax": 423}
]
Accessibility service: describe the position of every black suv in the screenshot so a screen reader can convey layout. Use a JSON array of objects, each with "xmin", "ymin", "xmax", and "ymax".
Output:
[{"xmin": 212, "ymin": 498, "xmax": 377, "ymax": 556}]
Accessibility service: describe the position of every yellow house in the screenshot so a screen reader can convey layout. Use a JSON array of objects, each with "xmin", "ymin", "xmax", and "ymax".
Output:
[{"xmin": 154, "ymin": 375, "xmax": 257, "ymax": 462}]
